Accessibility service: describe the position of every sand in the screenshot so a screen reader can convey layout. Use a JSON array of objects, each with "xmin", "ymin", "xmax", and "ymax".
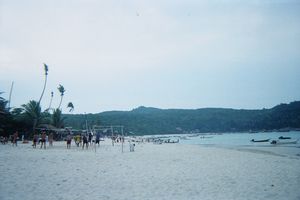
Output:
[{"xmin": 0, "ymin": 140, "xmax": 300, "ymax": 200}]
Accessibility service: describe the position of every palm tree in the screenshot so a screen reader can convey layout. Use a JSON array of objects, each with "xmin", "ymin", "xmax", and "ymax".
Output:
[
  {"xmin": 38, "ymin": 63, "xmax": 49, "ymax": 106},
  {"xmin": 52, "ymin": 108, "xmax": 65, "ymax": 128},
  {"xmin": 47, "ymin": 91, "xmax": 54, "ymax": 111},
  {"xmin": 57, "ymin": 84, "xmax": 65, "ymax": 109},
  {"xmin": 67, "ymin": 102, "xmax": 74, "ymax": 112},
  {"xmin": 22, "ymin": 100, "xmax": 42, "ymax": 133}
]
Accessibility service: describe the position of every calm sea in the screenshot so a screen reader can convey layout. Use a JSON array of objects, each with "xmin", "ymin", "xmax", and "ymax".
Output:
[{"xmin": 179, "ymin": 131, "xmax": 300, "ymax": 147}]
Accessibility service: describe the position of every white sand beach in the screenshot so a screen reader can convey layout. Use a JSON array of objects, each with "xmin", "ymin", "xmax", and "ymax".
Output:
[{"xmin": 1, "ymin": 140, "xmax": 300, "ymax": 200}]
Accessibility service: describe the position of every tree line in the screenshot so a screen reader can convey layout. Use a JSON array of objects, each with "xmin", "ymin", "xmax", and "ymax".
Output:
[
  {"xmin": 1, "ymin": 65, "xmax": 300, "ymax": 137},
  {"xmin": 0, "ymin": 64, "xmax": 74, "ymax": 138},
  {"xmin": 63, "ymin": 102, "xmax": 300, "ymax": 135}
]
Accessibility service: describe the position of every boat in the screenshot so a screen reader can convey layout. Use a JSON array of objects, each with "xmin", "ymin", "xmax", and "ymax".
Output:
[
  {"xmin": 251, "ymin": 139, "xmax": 270, "ymax": 143},
  {"xmin": 164, "ymin": 139, "xmax": 179, "ymax": 143},
  {"xmin": 200, "ymin": 136, "xmax": 213, "ymax": 139},
  {"xmin": 278, "ymin": 136, "xmax": 291, "ymax": 140},
  {"xmin": 270, "ymin": 139, "xmax": 298, "ymax": 145}
]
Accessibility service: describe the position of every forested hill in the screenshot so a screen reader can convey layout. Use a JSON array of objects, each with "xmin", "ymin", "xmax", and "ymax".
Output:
[{"xmin": 64, "ymin": 101, "xmax": 300, "ymax": 135}]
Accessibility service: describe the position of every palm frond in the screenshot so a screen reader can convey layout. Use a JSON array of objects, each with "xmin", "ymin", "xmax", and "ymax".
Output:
[
  {"xmin": 67, "ymin": 102, "xmax": 74, "ymax": 112},
  {"xmin": 58, "ymin": 84, "xmax": 65, "ymax": 96}
]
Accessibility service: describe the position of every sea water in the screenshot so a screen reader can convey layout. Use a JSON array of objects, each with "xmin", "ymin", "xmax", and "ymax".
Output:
[{"xmin": 179, "ymin": 131, "xmax": 300, "ymax": 147}]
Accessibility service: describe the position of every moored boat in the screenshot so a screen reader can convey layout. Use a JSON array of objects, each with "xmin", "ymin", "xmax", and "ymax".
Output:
[
  {"xmin": 270, "ymin": 139, "xmax": 298, "ymax": 145},
  {"xmin": 278, "ymin": 136, "xmax": 291, "ymax": 140},
  {"xmin": 251, "ymin": 139, "xmax": 270, "ymax": 143}
]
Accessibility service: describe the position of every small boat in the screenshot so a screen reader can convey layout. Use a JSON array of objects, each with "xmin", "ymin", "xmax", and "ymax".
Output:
[
  {"xmin": 251, "ymin": 139, "xmax": 270, "ymax": 143},
  {"xmin": 278, "ymin": 136, "xmax": 291, "ymax": 140},
  {"xmin": 200, "ymin": 136, "xmax": 213, "ymax": 139},
  {"xmin": 164, "ymin": 139, "xmax": 179, "ymax": 143},
  {"xmin": 270, "ymin": 139, "xmax": 298, "ymax": 145}
]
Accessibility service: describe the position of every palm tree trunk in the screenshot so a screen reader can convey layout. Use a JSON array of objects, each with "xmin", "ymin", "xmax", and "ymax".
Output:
[
  {"xmin": 8, "ymin": 81, "xmax": 14, "ymax": 109},
  {"xmin": 33, "ymin": 118, "xmax": 37, "ymax": 135},
  {"xmin": 58, "ymin": 95, "xmax": 63, "ymax": 110},
  {"xmin": 48, "ymin": 94, "xmax": 53, "ymax": 111},
  {"xmin": 38, "ymin": 75, "xmax": 48, "ymax": 106}
]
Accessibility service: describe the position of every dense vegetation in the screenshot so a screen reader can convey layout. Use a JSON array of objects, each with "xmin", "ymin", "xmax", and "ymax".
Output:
[
  {"xmin": 0, "ymin": 64, "xmax": 74, "ymax": 139},
  {"xmin": 63, "ymin": 101, "xmax": 300, "ymax": 135}
]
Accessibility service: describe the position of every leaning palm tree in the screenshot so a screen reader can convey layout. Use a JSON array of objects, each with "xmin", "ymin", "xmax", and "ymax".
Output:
[
  {"xmin": 57, "ymin": 84, "xmax": 66, "ymax": 109},
  {"xmin": 67, "ymin": 102, "xmax": 74, "ymax": 112},
  {"xmin": 46, "ymin": 91, "xmax": 54, "ymax": 111},
  {"xmin": 38, "ymin": 63, "xmax": 49, "ymax": 106},
  {"xmin": 52, "ymin": 108, "xmax": 65, "ymax": 128},
  {"xmin": 22, "ymin": 100, "xmax": 42, "ymax": 133}
]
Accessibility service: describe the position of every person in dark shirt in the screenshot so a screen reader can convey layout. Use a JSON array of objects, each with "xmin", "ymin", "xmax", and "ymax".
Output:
[{"xmin": 82, "ymin": 134, "xmax": 88, "ymax": 149}]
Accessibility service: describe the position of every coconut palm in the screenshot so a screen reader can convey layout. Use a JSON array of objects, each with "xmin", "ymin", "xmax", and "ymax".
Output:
[
  {"xmin": 46, "ymin": 91, "xmax": 54, "ymax": 111},
  {"xmin": 52, "ymin": 108, "xmax": 65, "ymax": 128},
  {"xmin": 67, "ymin": 102, "xmax": 74, "ymax": 112},
  {"xmin": 22, "ymin": 100, "xmax": 41, "ymax": 121},
  {"xmin": 38, "ymin": 63, "xmax": 49, "ymax": 106},
  {"xmin": 57, "ymin": 84, "xmax": 65, "ymax": 109},
  {"xmin": 21, "ymin": 100, "xmax": 42, "ymax": 133}
]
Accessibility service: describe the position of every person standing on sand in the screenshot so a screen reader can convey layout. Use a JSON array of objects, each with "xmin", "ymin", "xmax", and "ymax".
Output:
[
  {"xmin": 40, "ymin": 131, "xmax": 46, "ymax": 149},
  {"xmin": 66, "ymin": 134, "xmax": 72, "ymax": 149},
  {"xmin": 82, "ymin": 134, "xmax": 88, "ymax": 149},
  {"xmin": 33, "ymin": 134, "xmax": 38, "ymax": 148},
  {"xmin": 13, "ymin": 131, "xmax": 18, "ymax": 146},
  {"xmin": 95, "ymin": 132, "xmax": 100, "ymax": 146},
  {"xmin": 129, "ymin": 142, "xmax": 135, "ymax": 152},
  {"xmin": 88, "ymin": 132, "xmax": 92, "ymax": 146},
  {"xmin": 75, "ymin": 135, "xmax": 80, "ymax": 147}
]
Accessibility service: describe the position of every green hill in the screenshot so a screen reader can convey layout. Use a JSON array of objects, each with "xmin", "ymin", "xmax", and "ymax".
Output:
[{"xmin": 64, "ymin": 101, "xmax": 300, "ymax": 135}]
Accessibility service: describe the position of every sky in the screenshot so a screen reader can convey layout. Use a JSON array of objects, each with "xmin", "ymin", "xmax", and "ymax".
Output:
[{"xmin": 1, "ymin": 0, "xmax": 300, "ymax": 114}]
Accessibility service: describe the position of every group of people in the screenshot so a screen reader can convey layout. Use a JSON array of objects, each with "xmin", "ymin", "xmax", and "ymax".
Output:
[
  {"xmin": 68, "ymin": 132, "xmax": 102, "ymax": 149},
  {"xmin": 1, "ymin": 131, "xmax": 137, "ymax": 152},
  {"xmin": 1, "ymin": 131, "xmax": 19, "ymax": 146},
  {"xmin": 1, "ymin": 131, "xmax": 26, "ymax": 146},
  {"xmin": 32, "ymin": 131, "xmax": 53, "ymax": 149},
  {"xmin": 32, "ymin": 131, "xmax": 104, "ymax": 149},
  {"xmin": 31, "ymin": 131, "xmax": 93, "ymax": 149}
]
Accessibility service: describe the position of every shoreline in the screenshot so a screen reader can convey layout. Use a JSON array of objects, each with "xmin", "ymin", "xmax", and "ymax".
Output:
[{"xmin": 193, "ymin": 143, "xmax": 300, "ymax": 159}]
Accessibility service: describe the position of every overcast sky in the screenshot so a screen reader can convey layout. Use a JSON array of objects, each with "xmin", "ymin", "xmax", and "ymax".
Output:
[{"xmin": 1, "ymin": 0, "xmax": 300, "ymax": 114}]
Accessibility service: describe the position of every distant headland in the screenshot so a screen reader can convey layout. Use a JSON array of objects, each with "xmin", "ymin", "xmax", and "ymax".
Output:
[{"xmin": 64, "ymin": 101, "xmax": 300, "ymax": 135}]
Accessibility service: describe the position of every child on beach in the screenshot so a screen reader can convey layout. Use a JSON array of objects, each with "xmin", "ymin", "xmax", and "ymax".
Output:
[{"xmin": 129, "ymin": 142, "xmax": 135, "ymax": 152}]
